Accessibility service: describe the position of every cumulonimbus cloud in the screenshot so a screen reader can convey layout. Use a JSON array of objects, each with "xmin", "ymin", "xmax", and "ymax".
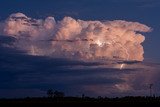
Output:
[{"xmin": 1, "ymin": 12, "xmax": 151, "ymax": 61}]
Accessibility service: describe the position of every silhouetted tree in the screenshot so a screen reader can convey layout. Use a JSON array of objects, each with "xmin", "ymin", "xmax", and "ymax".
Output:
[
  {"xmin": 149, "ymin": 84, "xmax": 153, "ymax": 97},
  {"xmin": 82, "ymin": 94, "xmax": 85, "ymax": 98},
  {"xmin": 98, "ymin": 96, "xmax": 103, "ymax": 99},
  {"xmin": 47, "ymin": 89, "xmax": 54, "ymax": 98},
  {"xmin": 54, "ymin": 90, "xmax": 65, "ymax": 98}
]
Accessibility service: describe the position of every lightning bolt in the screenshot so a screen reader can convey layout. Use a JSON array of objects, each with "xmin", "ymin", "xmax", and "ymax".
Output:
[
  {"xmin": 111, "ymin": 39, "xmax": 129, "ymax": 70},
  {"xmin": 96, "ymin": 34, "xmax": 129, "ymax": 70},
  {"xmin": 118, "ymin": 43, "xmax": 129, "ymax": 70},
  {"xmin": 30, "ymin": 45, "xmax": 37, "ymax": 56},
  {"xmin": 101, "ymin": 28, "xmax": 130, "ymax": 70},
  {"xmin": 120, "ymin": 64, "xmax": 125, "ymax": 70}
]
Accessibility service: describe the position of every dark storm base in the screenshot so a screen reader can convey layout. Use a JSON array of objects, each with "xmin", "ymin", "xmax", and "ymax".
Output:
[{"xmin": 0, "ymin": 97, "xmax": 160, "ymax": 107}]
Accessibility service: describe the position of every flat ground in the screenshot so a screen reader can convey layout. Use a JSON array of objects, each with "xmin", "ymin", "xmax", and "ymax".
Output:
[{"xmin": 0, "ymin": 97, "xmax": 160, "ymax": 107}]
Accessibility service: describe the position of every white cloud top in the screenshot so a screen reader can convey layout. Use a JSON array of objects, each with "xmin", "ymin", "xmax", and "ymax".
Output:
[{"xmin": 2, "ymin": 13, "xmax": 151, "ymax": 61}]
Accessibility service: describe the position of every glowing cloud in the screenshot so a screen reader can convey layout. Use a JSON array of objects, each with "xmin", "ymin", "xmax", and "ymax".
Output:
[{"xmin": 1, "ymin": 13, "xmax": 151, "ymax": 62}]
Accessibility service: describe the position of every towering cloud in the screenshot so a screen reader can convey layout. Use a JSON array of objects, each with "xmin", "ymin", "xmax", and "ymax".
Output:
[{"xmin": 2, "ymin": 13, "xmax": 151, "ymax": 61}]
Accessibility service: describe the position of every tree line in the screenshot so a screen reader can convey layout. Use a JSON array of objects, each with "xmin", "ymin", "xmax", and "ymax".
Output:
[{"xmin": 47, "ymin": 89, "xmax": 64, "ymax": 98}]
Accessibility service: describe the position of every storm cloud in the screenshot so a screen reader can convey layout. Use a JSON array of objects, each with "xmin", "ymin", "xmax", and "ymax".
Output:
[
  {"xmin": 0, "ymin": 12, "xmax": 156, "ymax": 98},
  {"xmin": 1, "ymin": 13, "xmax": 151, "ymax": 62}
]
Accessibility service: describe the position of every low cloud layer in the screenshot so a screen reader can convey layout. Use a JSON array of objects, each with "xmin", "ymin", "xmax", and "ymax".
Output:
[{"xmin": 1, "ymin": 12, "xmax": 151, "ymax": 62}]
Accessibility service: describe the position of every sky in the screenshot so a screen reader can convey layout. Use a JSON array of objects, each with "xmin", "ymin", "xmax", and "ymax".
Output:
[{"xmin": 0, "ymin": 0, "xmax": 160, "ymax": 98}]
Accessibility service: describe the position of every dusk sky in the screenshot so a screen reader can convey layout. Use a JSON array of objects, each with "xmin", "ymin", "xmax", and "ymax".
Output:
[{"xmin": 0, "ymin": 0, "xmax": 160, "ymax": 98}]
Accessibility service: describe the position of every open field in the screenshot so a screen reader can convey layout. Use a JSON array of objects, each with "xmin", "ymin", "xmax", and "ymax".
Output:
[{"xmin": 0, "ymin": 97, "xmax": 160, "ymax": 107}]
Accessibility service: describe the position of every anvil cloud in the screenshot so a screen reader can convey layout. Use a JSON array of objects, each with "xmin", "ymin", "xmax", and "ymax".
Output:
[{"xmin": 1, "ymin": 13, "xmax": 151, "ymax": 61}]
